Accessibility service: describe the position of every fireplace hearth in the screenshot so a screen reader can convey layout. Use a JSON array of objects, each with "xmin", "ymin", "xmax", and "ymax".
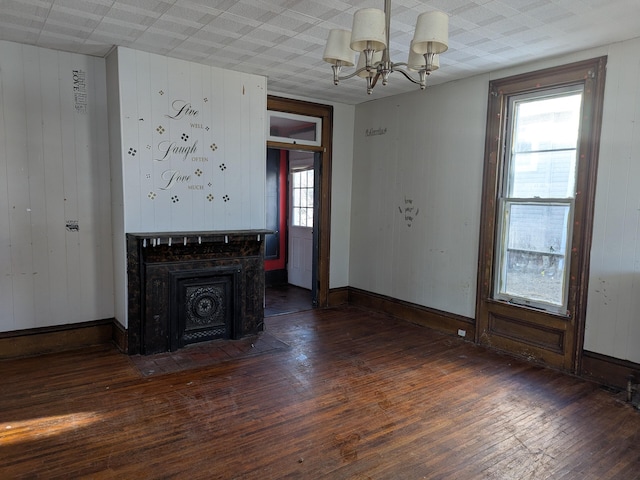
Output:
[{"xmin": 126, "ymin": 230, "xmax": 270, "ymax": 355}]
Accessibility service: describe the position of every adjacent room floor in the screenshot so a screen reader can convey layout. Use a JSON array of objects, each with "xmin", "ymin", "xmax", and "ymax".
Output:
[{"xmin": 265, "ymin": 283, "xmax": 313, "ymax": 317}]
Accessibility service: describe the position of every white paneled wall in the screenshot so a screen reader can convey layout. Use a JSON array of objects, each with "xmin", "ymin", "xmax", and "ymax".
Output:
[
  {"xmin": 350, "ymin": 76, "xmax": 487, "ymax": 318},
  {"xmin": 584, "ymin": 37, "xmax": 640, "ymax": 363},
  {"xmin": 115, "ymin": 48, "xmax": 266, "ymax": 233},
  {"xmin": 0, "ymin": 41, "xmax": 113, "ymax": 333}
]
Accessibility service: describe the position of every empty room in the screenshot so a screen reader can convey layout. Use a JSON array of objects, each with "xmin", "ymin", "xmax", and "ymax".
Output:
[{"xmin": 1, "ymin": 1, "xmax": 639, "ymax": 478}]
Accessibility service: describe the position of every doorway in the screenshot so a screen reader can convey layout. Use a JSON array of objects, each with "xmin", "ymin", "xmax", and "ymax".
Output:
[{"xmin": 264, "ymin": 96, "xmax": 333, "ymax": 316}]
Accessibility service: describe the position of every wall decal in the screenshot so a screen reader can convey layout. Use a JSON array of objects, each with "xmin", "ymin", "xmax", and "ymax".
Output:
[
  {"xmin": 128, "ymin": 147, "xmax": 137, "ymax": 156},
  {"xmin": 398, "ymin": 196, "xmax": 419, "ymax": 227},
  {"xmin": 143, "ymin": 92, "xmax": 227, "ymax": 204},
  {"xmin": 155, "ymin": 140, "xmax": 199, "ymax": 161},
  {"xmin": 223, "ymin": 195, "xmax": 230, "ymax": 202},
  {"xmin": 164, "ymin": 100, "xmax": 198, "ymax": 120},
  {"xmin": 159, "ymin": 170, "xmax": 191, "ymax": 190},
  {"xmin": 148, "ymin": 192, "xmax": 156, "ymax": 200},
  {"xmin": 65, "ymin": 220, "xmax": 79, "ymax": 232},
  {"xmin": 366, "ymin": 127, "xmax": 387, "ymax": 137},
  {"xmin": 72, "ymin": 69, "xmax": 87, "ymax": 114}
]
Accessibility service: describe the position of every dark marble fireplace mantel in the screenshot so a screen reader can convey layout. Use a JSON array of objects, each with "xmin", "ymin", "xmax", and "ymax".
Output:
[{"xmin": 126, "ymin": 230, "xmax": 271, "ymax": 355}]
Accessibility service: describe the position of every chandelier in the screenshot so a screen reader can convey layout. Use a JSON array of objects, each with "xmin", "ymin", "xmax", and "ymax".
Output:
[{"xmin": 322, "ymin": 0, "xmax": 448, "ymax": 94}]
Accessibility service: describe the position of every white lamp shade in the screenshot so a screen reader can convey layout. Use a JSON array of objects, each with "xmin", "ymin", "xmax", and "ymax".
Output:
[
  {"xmin": 407, "ymin": 40, "xmax": 439, "ymax": 71},
  {"xmin": 350, "ymin": 8, "xmax": 386, "ymax": 52},
  {"xmin": 323, "ymin": 29, "xmax": 356, "ymax": 66},
  {"xmin": 412, "ymin": 11, "xmax": 449, "ymax": 54},
  {"xmin": 356, "ymin": 51, "xmax": 383, "ymax": 77}
]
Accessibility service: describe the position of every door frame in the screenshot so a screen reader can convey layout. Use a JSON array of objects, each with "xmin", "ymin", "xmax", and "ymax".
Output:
[{"xmin": 267, "ymin": 96, "xmax": 333, "ymax": 308}]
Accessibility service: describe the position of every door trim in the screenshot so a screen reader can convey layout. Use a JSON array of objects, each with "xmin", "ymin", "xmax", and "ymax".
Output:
[{"xmin": 267, "ymin": 96, "xmax": 333, "ymax": 308}]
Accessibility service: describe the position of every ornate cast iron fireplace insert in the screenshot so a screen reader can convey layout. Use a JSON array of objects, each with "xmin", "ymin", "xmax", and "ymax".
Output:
[{"xmin": 126, "ymin": 230, "xmax": 270, "ymax": 355}]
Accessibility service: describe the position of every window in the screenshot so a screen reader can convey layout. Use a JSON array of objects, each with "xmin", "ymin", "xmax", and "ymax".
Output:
[
  {"xmin": 476, "ymin": 57, "xmax": 606, "ymax": 372},
  {"xmin": 267, "ymin": 111, "xmax": 322, "ymax": 146},
  {"xmin": 291, "ymin": 169, "xmax": 314, "ymax": 227},
  {"xmin": 494, "ymin": 87, "xmax": 583, "ymax": 314}
]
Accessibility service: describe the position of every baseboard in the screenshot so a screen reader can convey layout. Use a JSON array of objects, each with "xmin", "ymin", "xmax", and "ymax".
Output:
[
  {"xmin": 112, "ymin": 320, "xmax": 128, "ymax": 353},
  {"xmin": 582, "ymin": 350, "xmax": 640, "ymax": 390},
  {"xmin": 0, "ymin": 319, "xmax": 116, "ymax": 359},
  {"xmin": 348, "ymin": 287, "xmax": 475, "ymax": 339},
  {"xmin": 328, "ymin": 287, "xmax": 349, "ymax": 307}
]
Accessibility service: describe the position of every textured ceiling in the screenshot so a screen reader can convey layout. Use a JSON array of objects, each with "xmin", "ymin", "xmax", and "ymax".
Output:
[{"xmin": 1, "ymin": 0, "xmax": 640, "ymax": 105}]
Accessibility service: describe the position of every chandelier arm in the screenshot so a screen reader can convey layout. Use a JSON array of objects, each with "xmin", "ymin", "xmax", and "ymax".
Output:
[
  {"xmin": 370, "ymin": 71, "xmax": 381, "ymax": 89},
  {"xmin": 390, "ymin": 66, "xmax": 425, "ymax": 86},
  {"xmin": 337, "ymin": 66, "xmax": 373, "ymax": 81}
]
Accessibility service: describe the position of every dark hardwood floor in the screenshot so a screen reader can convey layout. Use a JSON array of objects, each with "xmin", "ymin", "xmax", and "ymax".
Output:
[
  {"xmin": 265, "ymin": 284, "xmax": 313, "ymax": 316},
  {"xmin": 1, "ymin": 306, "xmax": 639, "ymax": 479}
]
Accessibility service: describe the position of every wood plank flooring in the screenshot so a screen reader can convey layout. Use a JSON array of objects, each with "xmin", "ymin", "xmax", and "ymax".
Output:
[
  {"xmin": 265, "ymin": 284, "xmax": 313, "ymax": 316},
  {"xmin": 1, "ymin": 306, "xmax": 639, "ymax": 479}
]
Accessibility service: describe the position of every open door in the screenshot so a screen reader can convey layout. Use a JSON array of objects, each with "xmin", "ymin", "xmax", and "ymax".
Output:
[{"xmin": 288, "ymin": 152, "xmax": 314, "ymax": 291}]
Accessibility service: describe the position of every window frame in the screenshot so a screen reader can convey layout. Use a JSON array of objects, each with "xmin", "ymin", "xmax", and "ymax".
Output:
[
  {"xmin": 475, "ymin": 56, "xmax": 607, "ymax": 373},
  {"xmin": 267, "ymin": 111, "xmax": 322, "ymax": 147},
  {"xmin": 493, "ymin": 85, "xmax": 584, "ymax": 315}
]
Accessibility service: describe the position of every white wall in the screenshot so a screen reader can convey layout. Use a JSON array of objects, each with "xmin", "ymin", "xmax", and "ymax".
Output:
[
  {"xmin": 0, "ymin": 41, "xmax": 113, "ymax": 332},
  {"xmin": 328, "ymin": 102, "xmax": 355, "ymax": 289},
  {"xmin": 114, "ymin": 47, "xmax": 266, "ymax": 233},
  {"xmin": 350, "ymin": 76, "xmax": 487, "ymax": 318},
  {"xmin": 584, "ymin": 37, "xmax": 640, "ymax": 363},
  {"xmin": 350, "ymin": 37, "xmax": 640, "ymax": 363}
]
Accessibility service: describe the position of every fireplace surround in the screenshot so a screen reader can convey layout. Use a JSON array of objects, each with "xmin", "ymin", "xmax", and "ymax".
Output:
[{"xmin": 126, "ymin": 230, "xmax": 270, "ymax": 355}]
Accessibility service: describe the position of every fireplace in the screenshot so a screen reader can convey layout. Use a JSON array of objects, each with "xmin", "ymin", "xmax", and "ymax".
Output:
[{"xmin": 126, "ymin": 230, "xmax": 270, "ymax": 355}]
